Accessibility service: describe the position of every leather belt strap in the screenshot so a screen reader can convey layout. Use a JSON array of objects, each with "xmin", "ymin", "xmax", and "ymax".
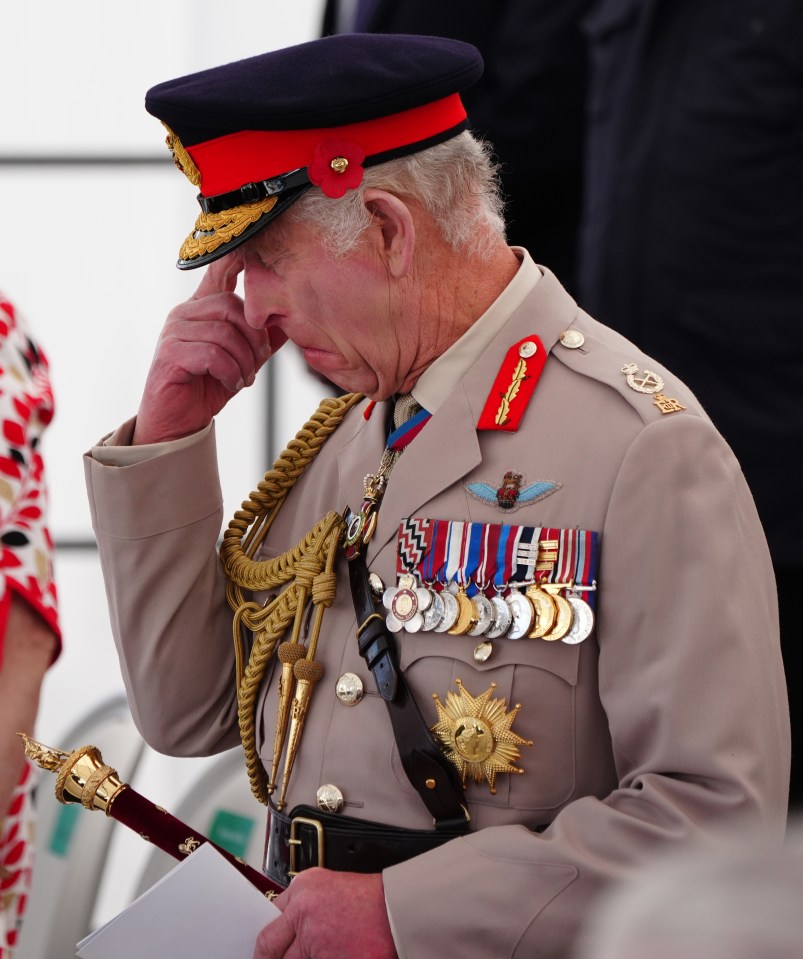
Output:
[
  {"xmin": 265, "ymin": 804, "xmax": 467, "ymax": 887},
  {"xmin": 348, "ymin": 553, "xmax": 470, "ymax": 829}
]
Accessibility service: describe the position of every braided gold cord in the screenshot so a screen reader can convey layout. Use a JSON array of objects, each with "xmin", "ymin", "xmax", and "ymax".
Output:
[{"xmin": 219, "ymin": 392, "xmax": 364, "ymax": 803}]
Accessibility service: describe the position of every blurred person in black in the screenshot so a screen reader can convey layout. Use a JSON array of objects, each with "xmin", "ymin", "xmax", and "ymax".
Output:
[
  {"xmin": 577, "ymin": 0, "xmax": 803, "ymax": 808},
  {"xmin": 322, "ymin": 0, "xmax": 593, "ymax": 293}
]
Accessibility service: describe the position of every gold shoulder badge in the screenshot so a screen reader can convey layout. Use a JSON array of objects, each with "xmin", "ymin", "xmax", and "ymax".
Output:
[
  {"xmin": 431, "ymin": 679, "xmax": 533, "ymax": 794},
  {"xmin": 653, "ymin": 393, "xmax": 687, "ymax": 415}
]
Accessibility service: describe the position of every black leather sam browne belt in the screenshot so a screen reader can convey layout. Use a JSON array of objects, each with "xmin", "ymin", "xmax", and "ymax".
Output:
[
  {"xmin": 264, "ymin": 550, "xmax": 470, "ymax": 887},
  {"xmin": 265, "ymin": 803, "xmax": 469, "ymax": 886}
]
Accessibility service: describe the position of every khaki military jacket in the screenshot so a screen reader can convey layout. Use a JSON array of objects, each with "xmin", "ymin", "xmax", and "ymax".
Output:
[{"xmin": 84, "ymin": 269, "xmax": 789, "ymax": 958}]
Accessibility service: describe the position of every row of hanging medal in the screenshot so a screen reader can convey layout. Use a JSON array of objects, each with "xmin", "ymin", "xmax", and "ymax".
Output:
[{"xmin": 383, "ymin": 519, "xmax": 600, "ymax": 657}]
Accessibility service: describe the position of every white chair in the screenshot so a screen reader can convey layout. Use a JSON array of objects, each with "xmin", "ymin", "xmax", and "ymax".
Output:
[{"xmin": 15, "ymin": 695, "xmax": 146, "ymax": 959}]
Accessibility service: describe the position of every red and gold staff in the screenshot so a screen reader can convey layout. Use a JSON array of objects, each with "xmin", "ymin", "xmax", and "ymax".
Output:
[{"xmin": 20, "ymin": 735, "xmax": 282, "ymax": 900}]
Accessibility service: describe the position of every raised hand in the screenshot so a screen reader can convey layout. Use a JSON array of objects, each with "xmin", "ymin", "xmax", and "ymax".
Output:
[
  {"xmin": 253, "ymin": 869, "xmax": 398, "ymax": 959},
  {"xmin": 133, "ymin": 253, "xmax": 281, "ymax": 444}
]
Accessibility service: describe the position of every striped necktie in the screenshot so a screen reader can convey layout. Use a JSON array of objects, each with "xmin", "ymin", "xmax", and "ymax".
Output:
[{"xmin": 387, "ymin": 394, "xmax": 431, "ymax": 451}]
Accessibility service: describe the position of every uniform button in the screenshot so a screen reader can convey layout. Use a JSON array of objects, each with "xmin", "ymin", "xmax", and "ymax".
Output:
[
  {"xmin": 518, "ymin": 340, "xmax": 538, "ymax": 358},
  {"xmin": 473, "ymin": 641, "xmax": 493, "ymax": 663},
  {"xmin": 559, "ymin": 329, "xmax": 585, "ymax": 349},
  {"xmin": 317, "ymin": 784, "xmax": 344, "ymax": 813},
  {"xmin": 368, "ymin": 572, "xmax": 385, "ymax": 599},
  {"xmin": 335, "ymin": 672, "xmax": 364, "ymax": 706}
]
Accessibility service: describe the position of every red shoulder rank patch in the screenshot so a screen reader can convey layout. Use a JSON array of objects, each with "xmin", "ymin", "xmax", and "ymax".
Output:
[{"xmin": 477, "ymin": 335, "xmax": 547, "ymax": 432}]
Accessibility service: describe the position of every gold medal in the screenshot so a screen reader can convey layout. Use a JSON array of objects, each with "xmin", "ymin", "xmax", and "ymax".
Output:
[
  {"xmin": 448, "ymin": 586, "xmax": 479, "ymax": 636},
  {"xmin": 526, "ymin": 584, "xmax": 557, "ymax": 638},
  {"xmin": 541, "ymin": 585, "xmax": 573, "ymax": 641},
  {"xmin": 431, "ymin": 679, "xmax": 533, "ymax": 794}
]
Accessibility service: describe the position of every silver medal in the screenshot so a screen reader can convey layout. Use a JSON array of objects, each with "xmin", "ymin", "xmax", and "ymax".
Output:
[
  {"xmin": 434, "ymin": 589, "xmax": 460, "ymax": 632},
  {"xmin": 422, "ymin": 589, "xmax": 445, "ymax": 631},
  {"xmin": 467, "ymin": 594, "xmax": 495, "ymax": 636},
  {"xmin": 485, "ymin": 595, "xmax": 513, "ymax": 639},
  {"xmin": 383, "ymin": 574, "xmax": 431, "ymax": 633},
  {"xmin": 562, "ymin": 594, "xmax": 595, "ymax": 645},
  {"xmin": 506, "ymin": 590, "xmax": 534, "ymax": 640}
]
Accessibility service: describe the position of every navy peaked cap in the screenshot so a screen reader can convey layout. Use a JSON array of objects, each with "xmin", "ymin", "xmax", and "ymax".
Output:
[
  {"xmin": 146, "ymin": 33, "xmax": 484, "ymax": 269},
  {"xmin": 147, "ymin": 33, "xmax": 484, "ymax": 144}
]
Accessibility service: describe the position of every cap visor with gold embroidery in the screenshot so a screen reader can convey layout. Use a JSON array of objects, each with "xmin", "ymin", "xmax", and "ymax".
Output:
[{"xmin": 146, "ymin": 33, "xmax": 484, "ymax": 269}]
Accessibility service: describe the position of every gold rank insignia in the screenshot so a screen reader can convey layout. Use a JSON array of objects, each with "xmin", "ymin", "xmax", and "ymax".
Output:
[
  {"xmin": 653, "ymin": 393, "xmax": 687, "ymax": 415},
  {"xmin": 477, "ymin": 335, "xmax": 547, "ymax": 432},
  {"xmin": 431, "ymin": 679, "xmax": 533, "ymax": 794}
]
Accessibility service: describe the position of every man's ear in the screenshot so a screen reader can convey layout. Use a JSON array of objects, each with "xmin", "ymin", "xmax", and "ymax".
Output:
[{"xmin": 363, "ymin": 188, "xmax": 415, "ymax": 278}]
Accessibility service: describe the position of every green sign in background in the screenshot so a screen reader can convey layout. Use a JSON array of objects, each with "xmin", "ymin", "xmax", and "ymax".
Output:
[
  {"xmin": 208, "ymin": 809, "xmax": 255, "ymax": 860},
  {"xmin": 48, "ymin": 802, "xmax": 255, "ymax": 862},
  {"xmin": 48, "ymin": 803, "xmax": 81, "ymax": 857}
]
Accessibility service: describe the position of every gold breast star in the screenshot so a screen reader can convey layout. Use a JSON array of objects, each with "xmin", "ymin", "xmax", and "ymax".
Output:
[{"xmin": 431, "ymin": 679, "xmax": 533, "ymax": 794}]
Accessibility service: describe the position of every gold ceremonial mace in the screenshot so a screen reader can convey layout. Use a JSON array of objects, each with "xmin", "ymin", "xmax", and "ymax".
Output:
[{"xmin": 20, "ymin": 734, "xmax": 284, "ymax": 898}]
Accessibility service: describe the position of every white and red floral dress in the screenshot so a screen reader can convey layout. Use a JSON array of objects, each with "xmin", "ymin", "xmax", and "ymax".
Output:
[{"xmin": 0, "ymin": 293, "xmax": 60, "ymax": 958}]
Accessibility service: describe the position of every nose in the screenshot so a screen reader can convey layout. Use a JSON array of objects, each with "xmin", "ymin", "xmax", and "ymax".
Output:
[{"xmin": 242, "ymin": 254, "xmax": 283, "ymax": 330}]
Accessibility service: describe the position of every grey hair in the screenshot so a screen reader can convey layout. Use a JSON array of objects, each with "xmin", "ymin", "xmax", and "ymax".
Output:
[{"xmin": 288, "ymin": 131, "xmax": 507, "ymax": 262}]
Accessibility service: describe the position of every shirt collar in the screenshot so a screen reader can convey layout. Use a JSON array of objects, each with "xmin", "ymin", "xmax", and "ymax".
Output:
[{"xmin": 411, "ymin": 248, "xmax": 541, "ymax": 414}]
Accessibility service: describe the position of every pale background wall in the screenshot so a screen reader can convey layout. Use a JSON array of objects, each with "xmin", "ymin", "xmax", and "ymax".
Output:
[{"xmin": 0, "ymin": 0, "xmax": 327, "ymax": 929}]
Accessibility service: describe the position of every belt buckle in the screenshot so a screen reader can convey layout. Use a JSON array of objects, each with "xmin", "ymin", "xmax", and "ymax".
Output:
[{"xmin": 288, "ymin": 815, "xmax": 325, "ymax": 877}]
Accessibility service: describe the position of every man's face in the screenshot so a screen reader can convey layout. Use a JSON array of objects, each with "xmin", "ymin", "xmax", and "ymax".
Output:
[{"xmin": 240, "ymin": 215, "xmax": 407, "ymax": 399}]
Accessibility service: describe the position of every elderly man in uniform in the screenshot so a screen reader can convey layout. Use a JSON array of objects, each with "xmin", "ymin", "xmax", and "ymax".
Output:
[{"xmin": 84, "ymin": 35, "xmax": 789, "ymax": 958}]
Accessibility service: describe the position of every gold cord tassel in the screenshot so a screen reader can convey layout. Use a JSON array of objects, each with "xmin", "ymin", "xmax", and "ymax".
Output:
[
  {"xmin": 269, "ymin": 642, "xmax": 307, "ymax": 795},
  {"xmin": 276, "ymin": 658, "xmax": 324, "ymax": 811}
]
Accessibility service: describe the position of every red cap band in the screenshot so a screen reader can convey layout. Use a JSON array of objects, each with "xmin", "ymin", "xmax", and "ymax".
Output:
[{"xmin": 188, "ymin": 93, "xmax": 467, "ymax": 196}]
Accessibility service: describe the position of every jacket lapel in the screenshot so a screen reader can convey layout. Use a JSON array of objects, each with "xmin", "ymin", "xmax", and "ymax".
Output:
[
  {"xmin": 336, "ymin": 397, "xmax": 390, "ymax": 516},
  {"xmin": 368, "ymin": 384, "xmax": 482, "ymax": 564}
]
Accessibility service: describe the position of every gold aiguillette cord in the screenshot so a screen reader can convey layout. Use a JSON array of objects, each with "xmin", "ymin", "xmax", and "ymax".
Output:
[{"xmin": 220, "ymin": 392, "xmax": 363, "ymax": 805}]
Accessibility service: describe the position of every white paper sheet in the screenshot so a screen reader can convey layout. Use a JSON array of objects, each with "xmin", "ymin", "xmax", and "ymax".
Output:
[{"xmin": 76, "ymin": 843, "xmax": 280, "ymax": 958}]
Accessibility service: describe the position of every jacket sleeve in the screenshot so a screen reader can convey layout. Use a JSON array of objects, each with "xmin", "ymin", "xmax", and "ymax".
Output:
[
  {"xmin": 383, "ymin": 413, "xmax": 790, "ymax": 958},
  {"xmin": 83, "ymin": 423, "xmax": 240, "ymax": 755}
]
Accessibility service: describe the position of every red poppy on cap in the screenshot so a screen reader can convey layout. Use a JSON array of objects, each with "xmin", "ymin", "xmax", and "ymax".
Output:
[{"xmin": 308, "ymin": 139, "xmax": 366, "ymax": 198}]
